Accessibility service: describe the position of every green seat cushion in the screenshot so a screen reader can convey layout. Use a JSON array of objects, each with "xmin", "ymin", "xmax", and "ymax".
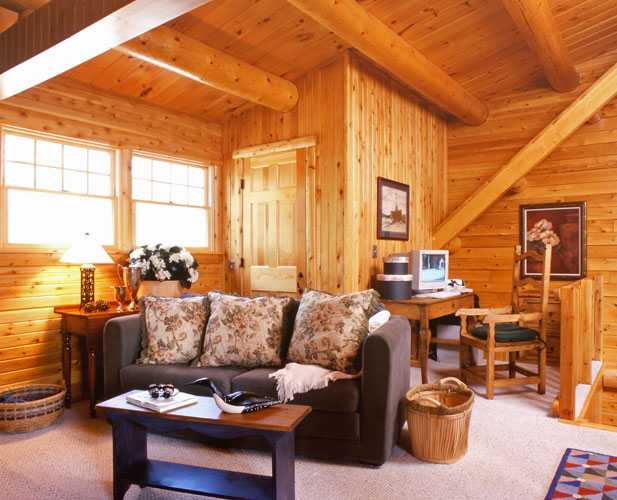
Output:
[{"xmin": 470, "ymin": 323, "xmax": 538, "ymax": 342}]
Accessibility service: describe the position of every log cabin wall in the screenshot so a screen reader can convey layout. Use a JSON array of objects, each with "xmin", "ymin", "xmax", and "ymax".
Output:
[
  {"xmin": 0, "ymin": 78, "xmax": 225, "ymax": 397},
  {"xmin": 448, "ymin": 49, "xmax": 617, "ymax": 363},
  {"xmin": 224, "ymin": 51, "xmax": 447, "ymax": 295}
]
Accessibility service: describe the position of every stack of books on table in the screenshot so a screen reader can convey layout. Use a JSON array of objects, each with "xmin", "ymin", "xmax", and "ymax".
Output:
[{"xmin": 126, "ymin": 391, "xmax": 197, "ymax": 413}]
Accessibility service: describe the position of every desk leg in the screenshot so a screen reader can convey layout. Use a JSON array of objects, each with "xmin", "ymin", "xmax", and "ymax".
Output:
[
  {"xmin": 62, "ymin": 331, "xmax": 72, "ymax": 409},
  {"xmin": 272, "ymin": 431, "xmax": 295, "ymax": 500},
  {"xmin": 88, "ymin": 349, "xmax": 96, "ymax": 418},
  {"xmin": 419, "ymin": 310, "xmax": 430, "ymax": 384}
]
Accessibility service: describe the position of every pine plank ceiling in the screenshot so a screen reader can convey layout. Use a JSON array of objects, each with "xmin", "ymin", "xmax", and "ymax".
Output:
[{"xmin": 2, "ymin": 0, "xmax": 617, "ymax": 124}]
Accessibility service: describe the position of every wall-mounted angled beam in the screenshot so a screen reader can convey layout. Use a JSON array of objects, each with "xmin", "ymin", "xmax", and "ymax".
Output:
[
  {"xmin": 285, "ymin": 0, "xmax": 487, "ymax": 126},
  {"xmin": 118, "ymin": 26, "xmax": 299, "ymax": 113},
  {"xmin": 0, "ymin": 0, "xmax": 214, "ymax": 100},
  {"xmin": 502, "ymin": 0, "xmax": 579, "ymax": 93},
  {"xmin": 433, "ymin": 59, "xmax": 617, "ymax": 249}
]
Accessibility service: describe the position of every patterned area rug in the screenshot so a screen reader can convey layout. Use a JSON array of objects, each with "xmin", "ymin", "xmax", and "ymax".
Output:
[{"xmin": 545, "ymin": 448, "xmax": 617, "ymax": 499}]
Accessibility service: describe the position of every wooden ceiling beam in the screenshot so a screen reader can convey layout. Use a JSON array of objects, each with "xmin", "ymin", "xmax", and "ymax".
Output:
[
  {"xmin": 285, "ymin": 0, "xmax": 487, "ymax": 126},
  {"xmin": 117, "ymin": 26, "xmax": 298, "ymax": 113},
  {"xmin": 502, "ymin": 0, "xmax": 579, "ymax": 92},
  {"xmin": 433, "ymin": 60, "xmax": 617, "ymax": 249},
  {"xmin": 0, "ymin": 0, "xmax": 213, "ymax": 100},
  {"xmin": 0, "ymin": 6, "xmax": 17, "ymax": 33}
]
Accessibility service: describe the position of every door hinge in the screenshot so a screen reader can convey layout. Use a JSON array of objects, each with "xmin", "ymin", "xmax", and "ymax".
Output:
[
  {"xmin": 240, "ymin": 178, "xmax": 245, "ymax": 189},
  {"xmin": 240, "ymin": 257, "xmax": 245, "ymax": 268}
]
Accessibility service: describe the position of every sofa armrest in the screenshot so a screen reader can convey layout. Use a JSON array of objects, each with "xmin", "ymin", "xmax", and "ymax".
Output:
[
  {"xmin": 103, "ymin": 314, "xmax": 142, "ymax": 399},
  {"xmin": 359, "ymin": 314, "xmax": 411, "ymax": 465}
]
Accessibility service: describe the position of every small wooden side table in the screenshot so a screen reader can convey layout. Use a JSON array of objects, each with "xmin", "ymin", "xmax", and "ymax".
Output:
[
  {"xmin": 54, "ymin": 305, "xmax": 139, "ymax": 418},
  {"xmin": 382, "ymin": 292, "xmax": 475, "ymax": 384}
]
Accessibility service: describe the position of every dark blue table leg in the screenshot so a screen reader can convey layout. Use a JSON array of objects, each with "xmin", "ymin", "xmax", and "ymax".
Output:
[
  {"xmin": 109, "ymin": 415, "xmax": 147, "ymax": 500},
  {"xmin": 271, "ymin": 431, "xmax": 295, "ymax": 500}
]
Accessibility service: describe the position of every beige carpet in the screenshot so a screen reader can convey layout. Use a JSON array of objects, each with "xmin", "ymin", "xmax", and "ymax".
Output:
[{"xmin": 2, "ymin": 347, "xmax": 617, "ymax": 500}]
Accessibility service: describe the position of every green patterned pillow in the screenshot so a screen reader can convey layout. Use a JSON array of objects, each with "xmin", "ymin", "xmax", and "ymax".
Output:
[
  {"xmin": 286, "ymin": 289, "xmax": 379, "ymax": 375},
  {"xmin": 137, "ymin": 296, "xmax": 209, "ymax": 365},
  {"xmin": 196, "ymin": 292, "xmax": 294, "ymax": 367}
]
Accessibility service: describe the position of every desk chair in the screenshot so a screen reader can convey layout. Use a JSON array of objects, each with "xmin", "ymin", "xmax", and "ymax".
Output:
[{"xmin": 456, "ymin": 244, "xmax": 551, "ymax": 399}]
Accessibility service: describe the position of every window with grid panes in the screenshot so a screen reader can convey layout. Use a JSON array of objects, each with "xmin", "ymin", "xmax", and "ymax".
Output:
[
  {"xmin": 1, "ymin": 129, "xmax": 116, "ymax": 246},
  {"xmin": 131, "ymin": 153, "xmax": 211, "ymax": 248}
]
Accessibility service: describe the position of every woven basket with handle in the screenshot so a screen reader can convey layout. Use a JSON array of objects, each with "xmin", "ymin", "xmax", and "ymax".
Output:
[
  {"xmin": 0, "ymin": 383, "xmax": 66, "ymax": 433},
  {"xmin": 406, "ymin": 377, "xmax": 474, "ymax": 464}
]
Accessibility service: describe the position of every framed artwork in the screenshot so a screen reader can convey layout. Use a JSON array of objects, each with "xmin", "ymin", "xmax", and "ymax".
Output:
[
  {"xmin": 377, "ymin": 177, "xmax": 409, "ymax": 240},
  {"xmin": 519, "ymin": 201, "xmax": 587, "ymax": 280}
]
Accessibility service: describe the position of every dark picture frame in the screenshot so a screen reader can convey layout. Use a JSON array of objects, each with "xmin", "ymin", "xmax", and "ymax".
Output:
[
  {"xmin": 377, "ymin": 177, "xmax": 409, "ymax": 240},
  {"xmin": 519, "ymin": 201, "xmax": 587, "ymax": 280}
]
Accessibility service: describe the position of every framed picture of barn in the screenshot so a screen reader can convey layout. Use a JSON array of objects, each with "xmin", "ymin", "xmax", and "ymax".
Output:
[{"xmin": 377, "ymin": 177, "xmax": 409, "ymax": 240}]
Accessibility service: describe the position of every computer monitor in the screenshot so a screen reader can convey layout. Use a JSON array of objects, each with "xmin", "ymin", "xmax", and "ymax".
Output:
[{"xmin": 411, "ymin": 249, "xmax": 449, "ymax": 293}]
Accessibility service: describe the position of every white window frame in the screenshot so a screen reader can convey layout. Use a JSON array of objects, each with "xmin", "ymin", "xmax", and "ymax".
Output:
[
  {"xmin": 0, "ymin": 126, "xmax": 215, "ymax": 253},
  {"xmin": 0, "ymin": 126, "xmax": 119, "ymax": 251},
  {"xmin": 129, "ymin": 151, "xmax": 213, "ymax": 251}
]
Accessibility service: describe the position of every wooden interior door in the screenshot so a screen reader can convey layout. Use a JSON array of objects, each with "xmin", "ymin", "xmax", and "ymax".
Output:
[{"xmin": 242, "ymin": 149, "xmax": 306, "ymax": 297}]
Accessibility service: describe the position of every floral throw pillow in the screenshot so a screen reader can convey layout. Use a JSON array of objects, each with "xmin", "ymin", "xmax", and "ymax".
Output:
[
  {"xmin": 287, "ymin": 289, "xmax": 379, "ymax": 375},
  {"xmin": 137, "ymin": 296, "xmax": 208, "ymax": 365},
  {"xmin": 196, "ymin": 292, "xmax": 294, "ymax": 368}
]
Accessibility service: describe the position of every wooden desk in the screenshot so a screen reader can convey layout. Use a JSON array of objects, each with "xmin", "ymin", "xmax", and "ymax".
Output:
[
  {"xmin": 54, "ymin": 305, "xmax": 139, "ymax": 418},
  {"xmin": 382, "ymin": 293, "xmax": 475, "ymax": 384}
]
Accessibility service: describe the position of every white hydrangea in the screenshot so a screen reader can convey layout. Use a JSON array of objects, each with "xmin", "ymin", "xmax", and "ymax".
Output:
[
  {"xmin": 129, "ymin": 248, "xmax": 145, "ymax": 260},
  {"xmin": 149, "ymin": 255, "xmax": 166, "ymax": 270},
  {"xmin": 155, "ymin": 269, "xmax": 172, "ymax": 281},
  {"xmin": 188, "ymin": 267, "xmax": 199, "ymax": 283}
]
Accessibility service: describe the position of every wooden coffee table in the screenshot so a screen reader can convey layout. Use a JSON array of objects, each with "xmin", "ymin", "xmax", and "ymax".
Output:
[{"xmin": 97, "ymin": 391, "xmax": 311, "ymax": 500}]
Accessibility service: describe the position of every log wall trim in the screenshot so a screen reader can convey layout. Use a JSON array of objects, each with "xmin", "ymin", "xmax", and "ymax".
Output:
[
  {"xmin": 434, "ymin": 59, "xmax": 617, "ymax": 249},
  {"xmin": 0, "ymin": 0, "xmax": 214, "ymax": 99},
  {"xmin": 232, "ymin": 136, "xmax": 317, "ymax": 159}
]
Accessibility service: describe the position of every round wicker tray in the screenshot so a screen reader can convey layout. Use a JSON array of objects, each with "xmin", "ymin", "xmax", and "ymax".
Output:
[{"xmin": 0, "ymin": 384, "xmax": 66, "ymax": 433}]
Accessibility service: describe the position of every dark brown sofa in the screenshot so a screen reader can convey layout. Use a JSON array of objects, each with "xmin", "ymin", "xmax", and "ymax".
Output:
[{"xmin": 103, "ymin": 301, "xmax": 410, "ymax": 465}]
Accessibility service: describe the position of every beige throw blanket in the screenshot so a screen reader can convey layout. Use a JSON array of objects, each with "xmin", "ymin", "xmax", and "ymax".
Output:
[{"xmin": 270, "ymin": 310, "xmax": 391, "ymax": 402}]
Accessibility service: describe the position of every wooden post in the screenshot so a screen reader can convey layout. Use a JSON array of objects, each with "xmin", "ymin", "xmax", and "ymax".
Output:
[
  {"xmin": 579, "ymin": 279, "xmax": 593, "ymax": 385},
  {"xmin": 559, "ymin": 285, "xmax": 576, "ymax": 420}
]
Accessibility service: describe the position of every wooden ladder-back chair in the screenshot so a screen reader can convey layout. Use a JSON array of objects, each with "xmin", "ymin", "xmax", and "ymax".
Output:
[{"xmin": 456, "ymin": 244, "xmax": 552, "ymax": 399}]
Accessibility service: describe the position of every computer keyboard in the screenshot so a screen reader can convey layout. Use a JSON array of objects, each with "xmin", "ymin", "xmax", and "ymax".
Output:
[{"xmin": 423, "ymin": 290, "xmax": 461, "ymax": 299}]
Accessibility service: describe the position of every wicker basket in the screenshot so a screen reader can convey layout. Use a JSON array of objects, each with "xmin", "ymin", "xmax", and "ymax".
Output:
[
  {"xmin": 0, "ymin": 384, "xmax": 66, "ymax": 433},
  {"xmin": 406, "ymin": 377, "xmax": 474, "ymax": 464}
]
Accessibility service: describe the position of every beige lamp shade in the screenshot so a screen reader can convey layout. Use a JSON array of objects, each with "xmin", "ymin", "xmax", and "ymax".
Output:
[{"xmin": 59, "ymin": 232, "xmax": 113, "ymax": 265}]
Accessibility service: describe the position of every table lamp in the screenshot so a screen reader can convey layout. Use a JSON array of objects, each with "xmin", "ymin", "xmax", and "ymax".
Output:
[{"xmin": 60, "ymin": 232, "xmax": 113, "ymax": 309}]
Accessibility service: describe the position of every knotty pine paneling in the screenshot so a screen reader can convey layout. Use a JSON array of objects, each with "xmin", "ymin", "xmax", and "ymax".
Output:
[
  {"xmin": 347, "ymin": 54, "xmax": 447, "ymax": 292},
  {"xmin": 0, "ymin": 252, "xmax": 224, "ymax": 397},
  {"xmin": 448, "ymin": 49, "xmax": 617, "ymax": 363},
  {"xmin": 224, "ymin": 51, "xmax": 447, "ymax": 295},
  {"xmin": 0, "ymin": 77, "xmax": 225, "ymax": 395}
]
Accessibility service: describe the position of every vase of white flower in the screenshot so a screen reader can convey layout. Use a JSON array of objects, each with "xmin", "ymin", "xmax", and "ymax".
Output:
[{"xmin": 128, "ymin": 244, "xmax": 199, "ymax": 297}]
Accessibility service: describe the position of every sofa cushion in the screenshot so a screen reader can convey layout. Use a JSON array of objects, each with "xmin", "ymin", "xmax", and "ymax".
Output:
[
  {"xmin": 196, "ymin": 292, "xmax": 294, "ymax": 368},
  {"xmin": 286, "ymin": 289, "xmax": 379, "ymax": 375},
  {"xmin": 231, "ymin": 367, "xmax": 361, "ymax": 413},
  {"xmin": 137, "ymin": 296, "xmax": 208, "ymax": 365},
  {"xmin": 119, "ymin": 364, "xmax": 246, "ymax": 395}
]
